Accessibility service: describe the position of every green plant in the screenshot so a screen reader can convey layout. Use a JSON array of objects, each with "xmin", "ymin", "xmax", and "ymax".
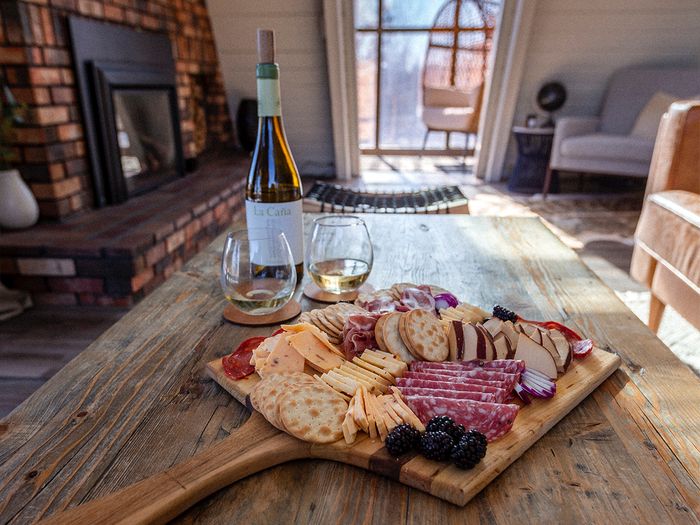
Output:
[{"xmin": 0, "ymin": 79, "xmax": 26, "ymax": 171}]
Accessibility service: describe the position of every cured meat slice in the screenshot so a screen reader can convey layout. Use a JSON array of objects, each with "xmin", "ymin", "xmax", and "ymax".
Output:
[
  {"xmin": 397, "ymin": 386, "xmax": 497, "ymax": 403},
  {"xmin": 404, "ymin": 371, "xmax": 510, "ymax": 390},
  {"xmin": 410, "ymin": 359, "xmax": 525, "ymax": 375},
  {"xmin": 341, "ymin": 314, "xmax": 380, "ymax": 360},
  {"xmin": 400, "ymin": 287, "xmax": 436, "ymax": 311},
  {"xmin": 404, "ymin": 368, "xmax": 519, "ymax": 391},
  {"xmin": 222, "ymin": 336, "xmax": 266, "ymax": 380},
  {"xmin": 396, "ymin": 377, "xmax": 510, "ymax": 403},
  {"xmin": 405, "ymin": 395, "xmax": 519, "ymax": 441}
]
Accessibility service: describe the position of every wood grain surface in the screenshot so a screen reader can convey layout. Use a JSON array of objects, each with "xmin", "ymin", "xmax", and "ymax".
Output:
[{"xmin": 1, "ymin": 215, "xmax": 699, "ymax": 525}]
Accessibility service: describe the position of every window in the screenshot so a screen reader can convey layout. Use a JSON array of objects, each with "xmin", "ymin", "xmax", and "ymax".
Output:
[{"xmin": 354, "ymin": 0, "xmax": 499, "ymax": 154}]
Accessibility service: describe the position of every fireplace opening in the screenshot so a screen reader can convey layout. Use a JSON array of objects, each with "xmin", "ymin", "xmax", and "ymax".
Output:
[
  {"xmin": 114, "ymin": 89, "xmax": 179, "ymax": 197},
  {"xmin": 70, "ymin": 17, "xmax": 184, "ymax": 207}
]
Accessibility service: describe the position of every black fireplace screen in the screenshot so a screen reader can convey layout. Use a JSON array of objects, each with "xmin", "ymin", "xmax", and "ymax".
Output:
[
  {"xmin": 113, "ymin": 89, "xmax": 178, "ymax": 196},
  {"xmin": 70, "ymin": 17, "xmax": 184, "ymax": 206}
]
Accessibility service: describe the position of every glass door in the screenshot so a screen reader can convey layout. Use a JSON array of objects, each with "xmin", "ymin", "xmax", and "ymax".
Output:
[{"xmin": 354, "ymin": 0, "xmax": 499, "ymax": 155}]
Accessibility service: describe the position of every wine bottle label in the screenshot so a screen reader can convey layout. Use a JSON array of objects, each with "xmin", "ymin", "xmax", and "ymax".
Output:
[
  {"xmin": 245, "ymin": 199, "xmax": 303, "ymax": 264},
  {"xmin": 257, "ymin": 77, "xmax": 281, "ymax": 117}
]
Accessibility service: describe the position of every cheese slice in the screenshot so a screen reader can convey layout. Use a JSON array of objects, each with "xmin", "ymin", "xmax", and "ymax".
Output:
[
  {"xmin": 286, "ymin": 330, "xmax": 345, "ymax": 373},
  {"xmin": 337, "ymin": 365, "xmax": 387, "ymax": 394},
  {"xmin": 359, "ymin": 351, "xmax": 406, "ymax": 377},
  {"xmin": 360, "ymin": 387, "xmax": 377, "ymax": 439},
  {"xmin": 352, "ymin": 356, "xmax": 395, "ymax": 382},
  {"xmin": 352, "ymin": 389, "xmax": 369, "ymax": 432},
  {"xmin": 379, "ymin": 395, "xmax": 403, "ymax": 426},
  {"xmin": 258, "ymin": 334, "xmax": 305, "ymax": 377},
  {"xmin": 281, "ymin": 323, "xmax": 344, "ymax": 357},
  {"xmin": 343, "ymin": 361, "xmax": 391, "ymax": 386},
  {"xmin": 390, "ymin": 386, "xmax": 425, "ymax": 431},
  {"xmin": 367, "ymin": 392, "xmax": 388, "ymax": 440},
  {"xmin": 252, "ymin": 334, "xmax": 281, "ymax": 371}
]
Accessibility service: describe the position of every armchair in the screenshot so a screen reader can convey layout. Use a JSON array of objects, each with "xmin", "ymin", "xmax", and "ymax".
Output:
[
  {"xmin": 546, "ymin": 67, "xmax": 700, "ymax": 197},
  {"xmin": 630, "ymin": 101, "xmax": 700, "ymax": 332}
]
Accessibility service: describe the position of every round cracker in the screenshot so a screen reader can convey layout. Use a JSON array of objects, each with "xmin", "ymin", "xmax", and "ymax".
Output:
[
  {"xmin": 402, "ymin": 309, "xmax": 449, "ymax": 361},
  {"xmin": 382, "ymin": 312, "xmax": 415, "ymax": 363},
  {"xmin": 316, "ymin": 311, "xmax": 341, "ymax": 337},
  {"xmin": 374, "ymin": 314, "xmax": 389, "ymax": 352},
  {"xmin": 279, "ymin": 383, "xmax": 347, "ymax": 443},
  {"xmin": 253, "ymin": 372, "xmax": 313, "ymax": 430}
]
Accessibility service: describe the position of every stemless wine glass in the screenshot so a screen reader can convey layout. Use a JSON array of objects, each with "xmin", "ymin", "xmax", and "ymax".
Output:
[
  {"xmin": 220, "ymin": 228, "xmax": 296, "ymax": 315},
  {"xmin": 306, "ymin": 215, "xmax": 373, "ymax": 294}
]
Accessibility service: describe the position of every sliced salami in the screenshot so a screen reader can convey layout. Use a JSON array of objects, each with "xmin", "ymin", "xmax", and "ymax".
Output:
[
  {"xmin": 400, "ymin": 287, "xmax": 436, "ymax": 311},
  {"xmin": 404, "ymin": 371, "xmax": 510, "ymax": 390},
  {"xmin": 404, "ymin": 395, "xmax": 519, "ymax": 441},
  {"xmin": 396, "ymin": 377, "xmax": 510, "ymax": 403},
  {"xmin": 410, "ymin": 359, "xmax": 525, "ymax": 375},
  {"xmin": 404, "ymin": 368, "xmax": 519, "ymax": 391},
  {"xmin": 397, "ymin": 386, "xmax": 497, "ymax": 403}
]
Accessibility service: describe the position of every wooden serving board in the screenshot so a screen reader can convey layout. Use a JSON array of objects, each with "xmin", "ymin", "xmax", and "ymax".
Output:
[
  {"xmin": 39, "ymin": 350, "xmax": 620, "ymax": 524},
  {"xmin": 204, "ymin": 348, "xmax": 621, "ymax": 506}
]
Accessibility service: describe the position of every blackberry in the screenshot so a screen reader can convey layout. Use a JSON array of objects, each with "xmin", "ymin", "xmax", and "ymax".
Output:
[
  {"xmin": 425, "ymin": 416, "xmax": 465, "ymax": 443},
  {"xmin": 493, "ymin": 305, "xmax": 517, "ymax": 322},
  {"xmin": 385, "ymin": 424, "xmax": 421, "ymax": 457},
  {"xmin": 419, "ymin": 431, "xmax": 454, "ymax": 461},
  {"xmin": 450, "ymin": 430, "xmax": 488, "ymax": 469}
]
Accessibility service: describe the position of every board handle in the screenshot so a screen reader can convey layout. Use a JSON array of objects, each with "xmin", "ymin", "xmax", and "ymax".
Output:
[{"xmin": 38, "ymin": 413, "xmax": 309, "ymax": 525}]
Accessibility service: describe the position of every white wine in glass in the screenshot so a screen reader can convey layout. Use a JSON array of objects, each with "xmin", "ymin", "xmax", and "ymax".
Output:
[
  {"xmin": 306, "ymin": 216, "xmax": 373, "ymax": 294},
  {"xmin": 220, "ymin": 228, "xmax": 296, "ymax": 315}
]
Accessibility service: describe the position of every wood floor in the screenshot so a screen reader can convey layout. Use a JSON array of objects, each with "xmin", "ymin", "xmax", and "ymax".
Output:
[{"xmin": 0, "ymin": 307, "xmax": 126, "ymax": 417}]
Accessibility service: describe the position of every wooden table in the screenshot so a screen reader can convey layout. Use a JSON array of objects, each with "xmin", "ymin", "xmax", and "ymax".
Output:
[{"xmin": 1, "ymin": 215, "xmax": 699, "ymax": 524}]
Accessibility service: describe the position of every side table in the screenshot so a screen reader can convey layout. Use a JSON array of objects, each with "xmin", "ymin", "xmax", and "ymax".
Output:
[{"xmin": 508, "ymin": 126, "xmax": 556, "ymax": 195}]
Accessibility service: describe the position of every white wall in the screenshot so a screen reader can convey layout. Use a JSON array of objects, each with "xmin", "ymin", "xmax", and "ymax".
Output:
[
  {"xmin": 206, "ymin": 0, "xmax": 335, "ymax": 176},
  {"xmin": 502, "ymin": 0, "xmax": 700, "ymax": 176}
]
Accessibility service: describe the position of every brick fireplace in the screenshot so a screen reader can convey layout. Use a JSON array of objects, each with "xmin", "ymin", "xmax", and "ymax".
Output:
[
  {"xmin": 0, "ymin": 0, "xmax": 249, "ymax": 307},
  {"xmin": 0, "ymin": 0, "xmax": 232, "ymax": 219}
]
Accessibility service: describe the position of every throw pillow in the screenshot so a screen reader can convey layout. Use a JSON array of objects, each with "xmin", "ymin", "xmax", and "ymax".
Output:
[{"xmin": 630, "ymin": 91, "xmax": 678, "ymax": 140}]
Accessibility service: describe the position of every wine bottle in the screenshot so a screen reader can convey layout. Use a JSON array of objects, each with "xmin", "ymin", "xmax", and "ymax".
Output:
[{"xmin": 245, "ymin": 28, "xmax": 304, "ymax": 277}]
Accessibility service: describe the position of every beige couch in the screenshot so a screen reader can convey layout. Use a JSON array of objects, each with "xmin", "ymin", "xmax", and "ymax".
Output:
[
  {"xmin": 630, "ymin": 100, "xmax": 700, "ymax": 332},
  {"xmin": 550, "ymin": 67, "xmax": 700, "ymax": 180}
]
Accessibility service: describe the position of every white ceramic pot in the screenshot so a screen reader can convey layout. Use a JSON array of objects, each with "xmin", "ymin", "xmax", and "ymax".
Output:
[{"xmin": 0, "ymin": 169, "xmax": 40, "ymax": 229}]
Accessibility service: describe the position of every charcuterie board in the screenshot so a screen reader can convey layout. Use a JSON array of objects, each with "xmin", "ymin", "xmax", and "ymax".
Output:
[
  {"xmin": 204, "ymin": 346, "xmax": 620, "ymax": 506},
  {"xmin": 39, "ymin": 284, "xmax": 622, "ymax": 525}
]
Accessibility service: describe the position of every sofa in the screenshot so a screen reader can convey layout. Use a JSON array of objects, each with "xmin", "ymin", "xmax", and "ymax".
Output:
[
  {"xmin": 547, "ymin": 67, "xmax": 700, "ymax": 196},
  {"xmin": 630, "ymin": 100, "xmax": 700, "ymax": 332}
]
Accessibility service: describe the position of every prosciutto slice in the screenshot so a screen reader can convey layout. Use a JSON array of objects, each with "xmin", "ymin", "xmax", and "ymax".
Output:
[
  {"xmin": 341, "ymin": 314, "xmax": 381, "ymax": 359},
  {"xmin": 400, "ymin": 287, "xmax": 436, "ymax": 311}
]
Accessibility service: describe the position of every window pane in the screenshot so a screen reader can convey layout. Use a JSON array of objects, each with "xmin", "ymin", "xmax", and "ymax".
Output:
[
  {"xmin": 381, "ymin": 0, "xmax": 443, "ymax": 29},
  {"xmin": 378, "ymin": 32, "xmax": 429, "ymax": 149},
  {"xmin": 355, "ymin": 32, "xmax": 377, "ymax": 149},
  {"xmin": 354, "ymin": 0, "xmax": 378, "ymax": 29}
]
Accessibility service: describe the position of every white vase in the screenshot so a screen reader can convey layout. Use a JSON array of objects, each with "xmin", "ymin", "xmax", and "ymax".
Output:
[{"xmin": 0, "ymin": 169, "xmax": 40, "ymax": 229}]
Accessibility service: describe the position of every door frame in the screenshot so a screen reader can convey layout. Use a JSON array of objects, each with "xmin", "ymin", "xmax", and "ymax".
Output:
[
  {"xmin": 323, "ymin": 0, "xmax": 537, "ymax": 181},
  {"xmin": 475, "ymin": 0, "xmax": 538, "ymax": 182},
  {"xmin": 323, "ymin": 0, "xmax": 360, "ymax": 180}
]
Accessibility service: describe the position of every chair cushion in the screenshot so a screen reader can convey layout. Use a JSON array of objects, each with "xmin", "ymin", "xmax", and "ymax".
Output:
[
  {"xmin": 560, "ymin": 133, "xmax": 654, "ymax": 163},
  {"xmin": 635, "ymin": 190, "xmax": 700, "ymax": 289},
  {"xmin": 630, "ymin": 91, "xmax": 678, "ymax": 140},
  {"xmin": 422, "ymin": 106, "xmax": 474, "ymax": 131}
]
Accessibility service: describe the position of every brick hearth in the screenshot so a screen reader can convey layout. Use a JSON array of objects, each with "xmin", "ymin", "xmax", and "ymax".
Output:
[
  {"xmin": 0, "ymin": 153, "xmax": 248, "ymax": 306},
  {"xmin": 0, "ymin": 0, "xmax": 231, "ymax": 220}
]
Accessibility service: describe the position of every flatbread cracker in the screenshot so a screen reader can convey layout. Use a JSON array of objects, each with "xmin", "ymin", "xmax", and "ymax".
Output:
[
  {"xmin": 381, "ymin": 312, "xmax": 414, "ymax": 363},
  {"xmin": 400, "ymin": 309, "xmax": 449, "ymax": 361},
  {"xmin": 279, "ymin": 382, "xmax": 347, "ymax": 443}
]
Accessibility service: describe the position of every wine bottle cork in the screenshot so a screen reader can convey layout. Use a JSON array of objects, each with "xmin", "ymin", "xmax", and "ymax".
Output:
[{"xmin": 257, "ymin": 29, "xmax": 275, "ymax": 64}]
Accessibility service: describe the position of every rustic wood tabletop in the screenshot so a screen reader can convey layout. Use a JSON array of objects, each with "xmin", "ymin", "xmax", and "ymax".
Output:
[{"xmin": 0, "ymin": 215, "xmax": 698, "ymax": 524}]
